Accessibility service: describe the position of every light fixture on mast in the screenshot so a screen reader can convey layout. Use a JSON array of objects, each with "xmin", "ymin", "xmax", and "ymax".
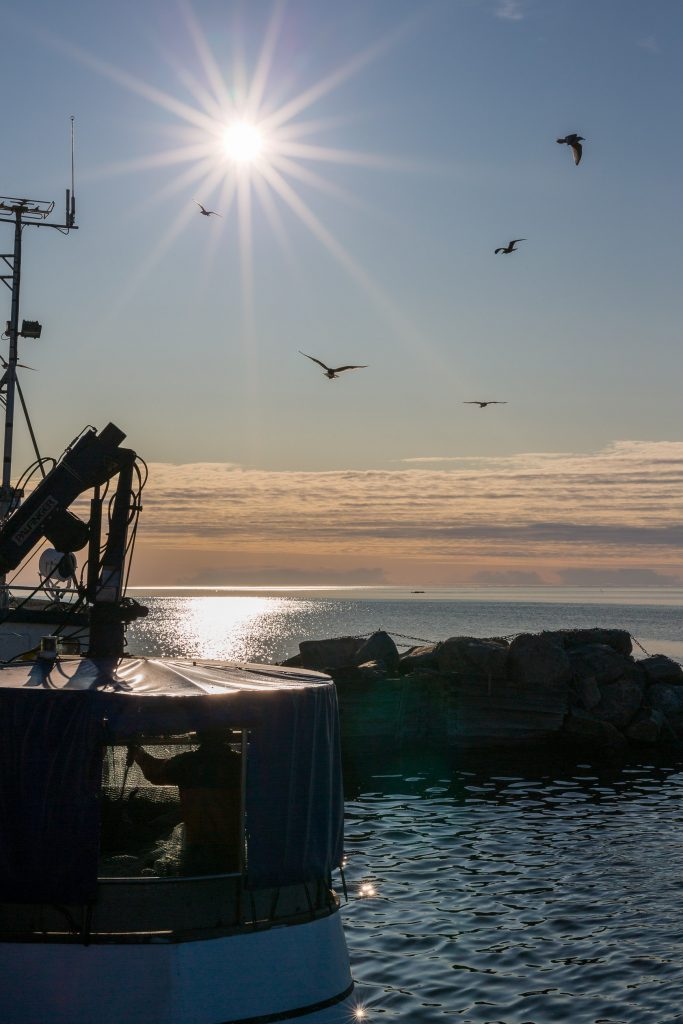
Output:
[{"xmin": 19, "ymin": 321, "xmax": 42, "ymax": 339}]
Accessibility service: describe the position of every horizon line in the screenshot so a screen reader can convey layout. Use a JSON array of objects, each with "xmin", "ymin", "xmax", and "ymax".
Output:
[{"xmin": 127, "ymin": 583, "xmax": 683, "ymax": 591}]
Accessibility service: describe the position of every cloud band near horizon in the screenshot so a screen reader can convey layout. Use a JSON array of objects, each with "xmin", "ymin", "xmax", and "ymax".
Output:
[{"xmin": 124, "ymin": 440, "xmax": 683, "ymax": 585}]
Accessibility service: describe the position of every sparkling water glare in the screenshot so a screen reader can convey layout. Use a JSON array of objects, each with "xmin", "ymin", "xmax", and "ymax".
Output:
[{"xmin": 127, "ymin": 588, "xmax": 683, "ymax": 663}]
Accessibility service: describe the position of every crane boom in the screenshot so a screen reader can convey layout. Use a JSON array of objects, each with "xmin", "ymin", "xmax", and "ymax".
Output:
[{"xmin": 0, "ymin": 422, "xmax": 147, "ymax": 657}]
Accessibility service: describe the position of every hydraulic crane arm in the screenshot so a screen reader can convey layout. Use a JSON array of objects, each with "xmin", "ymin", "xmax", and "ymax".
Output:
[
  {"xmin": 0, "ymin": 422, "xmax": 148, "ymax": 658},
  {"xmin": 0, "ymin": 422, "xmax": 132, "ymax": 574}
]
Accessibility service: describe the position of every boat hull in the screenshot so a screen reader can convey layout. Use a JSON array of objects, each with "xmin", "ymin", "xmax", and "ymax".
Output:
[{"xmin": 0, "ymin": 912, "xmax": 354, "ymax": 1024}]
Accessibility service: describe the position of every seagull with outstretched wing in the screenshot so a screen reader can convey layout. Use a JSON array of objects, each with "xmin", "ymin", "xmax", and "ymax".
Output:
[
  {"xmin": 463, "ymin": 401, "xmax": 507, "ymax": 408},
  {"xmin": 194, "ymin": 201, "xmax": 222, "ymax": 217},
  {"xmin": 299, "ymin": 351, "xmax": 368, "ymax": 379},
  {"xmin": 0, "ymin": 355, "xmax": 36, "ymax": 371},
  {"xmin": 556, "ymin": 133, "xmax": 584, "ymax": 165},
  {"xmin": 494, "ymin": 239, "xmax": 525, "ymax": 254}
]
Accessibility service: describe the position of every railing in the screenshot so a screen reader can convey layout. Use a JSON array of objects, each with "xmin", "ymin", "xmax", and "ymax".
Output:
[{"xmin": 0, "ymin": 875, "xmax": 338, "ymax": 944}]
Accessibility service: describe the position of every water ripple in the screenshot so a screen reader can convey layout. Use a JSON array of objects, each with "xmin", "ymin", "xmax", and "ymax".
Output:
[{"xmin": 342, "ymin": 751, "xmax": 683, "ymax": 1023}]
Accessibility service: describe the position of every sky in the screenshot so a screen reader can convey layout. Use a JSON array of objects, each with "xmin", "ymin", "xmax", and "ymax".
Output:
[{"xmin": 3, "ymin": 0, "xmax": 683, "ymax": 587}]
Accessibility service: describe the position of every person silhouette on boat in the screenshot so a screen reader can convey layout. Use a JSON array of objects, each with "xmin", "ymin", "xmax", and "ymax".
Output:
[{"xmin": 127, "ymin": 730, "xmax": 242, "ymax": 876}]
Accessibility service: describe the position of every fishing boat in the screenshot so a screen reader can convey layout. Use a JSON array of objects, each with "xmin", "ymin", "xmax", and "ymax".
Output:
[
  {"xmin": 0, "ymin": 421, "xmax": 355, "ymax": 1023},
  {"xmin": 0, "ymin": 179, "xmax": 90, "ymax": 662}
]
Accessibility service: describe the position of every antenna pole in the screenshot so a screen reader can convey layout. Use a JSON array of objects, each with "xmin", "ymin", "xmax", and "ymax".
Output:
[
  {"xmin": 0, "ymin": 210, "xmax": 22, "ymax": 515},
  {"xmin": 69, "ymin": 116, "xmax": 76, "ymax": 228},
  {"xmin": 0, "ymin": 210, "xmax": 22, "ymax": 609}
]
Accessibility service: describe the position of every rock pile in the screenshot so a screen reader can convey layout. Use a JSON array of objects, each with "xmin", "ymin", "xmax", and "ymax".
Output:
[{"xmin": 284, "ymin": 628, "xmax": 683, "ymax": 750}]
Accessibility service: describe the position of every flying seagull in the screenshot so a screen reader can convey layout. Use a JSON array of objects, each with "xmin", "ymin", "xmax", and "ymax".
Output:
[
  {"xmin": 299, "ymin": 351, "xmax": 368, "ymax": 379},
  {"xmin": 556, "ymin": 133, "xmax": 584, "ymax": 165},
  {"xmin": 494, "ymin": 238, "xmax": 525, "ymax": 254},
  {"xmin": 194, "ymin": 201, "xmax": 222, "ymax": 217},
  {"xmin": 463, "ymin": 401, "xmax": 507, "ymax": 408},
  {"xmin": 0, "ymin": 355, "xmax": 35, "ymax": 371}
]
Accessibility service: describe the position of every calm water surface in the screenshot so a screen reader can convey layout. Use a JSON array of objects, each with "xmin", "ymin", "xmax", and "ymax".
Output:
[
  {"xmin": 128, "ymin": 590, "xmax": 683, "ymax": 1022},
  {"xmin": 341, "ymin": 749, "xmax": 683, "ymax": 1023},
  {"xmin": 127, "ymin": 587, "xmax": 683, "ymax": 663}
]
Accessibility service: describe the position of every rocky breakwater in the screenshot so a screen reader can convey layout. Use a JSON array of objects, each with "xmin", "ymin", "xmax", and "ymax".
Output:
[{"xmin": 284, "ymin": 628, "xmax": 683, "ymax": 750}]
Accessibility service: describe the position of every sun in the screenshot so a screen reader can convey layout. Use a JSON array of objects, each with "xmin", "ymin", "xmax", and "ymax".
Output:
[
  {"xmin": 223, "ymin": 121, "xmax": 264, "ymax": 164},
  {"xmin": 72, "ymin": 5, "xmax": 421, "ymax": 339}
]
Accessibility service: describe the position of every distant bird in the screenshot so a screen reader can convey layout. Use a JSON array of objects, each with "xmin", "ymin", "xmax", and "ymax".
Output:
[
  {"xmin": 0, "ymin": 355, "xmax": 35, "ymax": 371},
  {"xmin": 494, "ymin": 239, "xmax": 525, "ymax": 254},
  {"xmin": 299, "ymin": 351, "xmax": 368, "ymax": 379},
  {"xmin": 463, "ymin": 401, "xmax": 507, "ymax": 408},
  {"xmin": 194, "ymin": 201, "xmax": 221, "ymax": 217},
  {"xmin": 556, "ymin": 133, "xmax": 584, "ymax": 165}
]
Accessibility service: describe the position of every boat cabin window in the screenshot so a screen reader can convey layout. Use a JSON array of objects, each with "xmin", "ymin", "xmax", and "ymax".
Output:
[{"xmin": 99, "ymin": 730, "xmax": 244, "ymax": 879}]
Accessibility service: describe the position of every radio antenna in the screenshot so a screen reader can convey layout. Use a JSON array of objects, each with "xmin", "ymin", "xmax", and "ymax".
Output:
[{"xmin": 66, "ymin": 115, "xmax": 76, "ymax": 229}]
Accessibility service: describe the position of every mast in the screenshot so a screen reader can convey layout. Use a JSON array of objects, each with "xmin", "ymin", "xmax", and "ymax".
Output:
[
  {"xmin": 0, "ymin": 160, "xmax": 78, "ymax": 603},
  {"xmin": 0, "ymin": 119, "xmax": 78, "ymax": 521},
  {"xmin": 0, "ymin": 208, "xmax": 22, "ymax": 514},
  {"xmin": 0, "ymin": 197, "xmax": 77, "ymax": 513}
]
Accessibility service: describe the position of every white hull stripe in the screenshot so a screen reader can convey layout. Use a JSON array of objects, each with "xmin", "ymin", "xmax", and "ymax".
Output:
[{"xmin": 214, "ymin": 982, "xmax": 354, "ymax": 1024}]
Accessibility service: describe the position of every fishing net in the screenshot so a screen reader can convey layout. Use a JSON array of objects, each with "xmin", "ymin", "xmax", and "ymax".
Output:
[
  {"xmin": 99, "ymin": 733, "xmax": 244, "ymax": 878},
  {"xmin": 99, "ymin": 737, "xmax": 194, "ymax": 878}
]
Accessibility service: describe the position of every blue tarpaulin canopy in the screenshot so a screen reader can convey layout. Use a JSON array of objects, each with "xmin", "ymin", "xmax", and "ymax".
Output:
[{"xmin": 0, "ymin": 657, "xmax": 344, "ymax": 902}]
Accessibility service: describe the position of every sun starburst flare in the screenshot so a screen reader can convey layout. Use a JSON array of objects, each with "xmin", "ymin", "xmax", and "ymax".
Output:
[{"xmin": 48, "ymin": 0, "xmax": 434, "ymax": 351}]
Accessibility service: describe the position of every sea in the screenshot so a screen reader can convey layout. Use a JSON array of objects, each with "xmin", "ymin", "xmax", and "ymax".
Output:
[{"xmin": 128, "ymin": 587, "xmax": 683, "ymax": 1023}]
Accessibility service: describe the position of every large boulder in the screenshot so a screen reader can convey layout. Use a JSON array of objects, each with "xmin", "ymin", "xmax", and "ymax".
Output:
[
  {"xmin": 563, "ymin": 710, "xmax": 627, "ymax": 749},
  {"xmin": 625, "ymin": 709, "xmax": 664, "ymax": 744},
  {"xmin": 639, "ymin": 655, "xmax": 683, "ymax": 685},
  {"xmin": 571, "ymin": 675, "xmax": 601, "ymax": 711},
  {"xmin": 299, "ymin": 636, "xmax": 362, "ymax": 671},
  {"xmin": 354, "ymin": 631, "xmax": 399, "ymax": 673},
  {"xmin": 355, "ymin": 659, "xmax": 390, "ymax": 682},
  {"xmin": 507, "ymin": 633, "xmax": 570, "ymax": 688},
  {"xmin": 591, "ymin": 677, "xmax": 644, "ymax": 730},
  {"xmin": 299, "ymin": 631, "xmax": 399, "ymax": 673},
  {"xmin": 568, "ymin": 643, "xmax": 631, "ymax": 686},
  {"xmin": 437, "ymin": 636, "xmax": 508, "ymax": 678},
  {"xmin": 648, "ymin": 683, "xmax": 683, "ymax": 736},
  {"xmin": 544, "ymin": 628, "xmax": 632, "ymax": 657},
  {"xmin": 398, "ymin": 644, "xmax": 441, "ymax": 675}
]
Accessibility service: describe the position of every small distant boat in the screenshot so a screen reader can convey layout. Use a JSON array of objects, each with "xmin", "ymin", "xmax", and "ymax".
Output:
[{"xmin": 411, "ymin": 590, "xmax": 425, "ymax": 594}]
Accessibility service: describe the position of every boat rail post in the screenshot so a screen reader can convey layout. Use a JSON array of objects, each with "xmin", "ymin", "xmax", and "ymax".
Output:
[
  {"xmin": 80, "ymin": 903, "xmax": 93, "ymax": 946},
  {"xmin": 238, "ymin": 727, "xmax": 248, "ymax": 924}
]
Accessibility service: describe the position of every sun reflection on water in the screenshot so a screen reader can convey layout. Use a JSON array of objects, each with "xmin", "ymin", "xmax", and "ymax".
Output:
[
  {"xmin": 186, "ymin": 596, "xmax": 274, "ymax": 659},
  {"xmin": 128, "ymin": 595, "xmax": 312, "ymax": 663}
]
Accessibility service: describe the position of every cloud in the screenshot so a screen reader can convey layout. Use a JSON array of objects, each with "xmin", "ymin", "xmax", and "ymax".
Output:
[
  {"xmin": 558, "ymin": 567, "xmax": 682, "ymax": 586},
  {"xmin": 470, "ymin": 569, "xmax": 547, "ymax": 586},
  {"xmin": 637, "ymin": 34, "xmax": 659, "ymax": 54},
  {"xmin": 496, "ymin": 1, "xmax": 526, "ymax": 21},
  {"xmin": 128, "ymin": 440, "xmax": 683, "ymax": 583},
  {"xmin": 177, "ymin": 565, "xmax": 388, "ymax": 586}
]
